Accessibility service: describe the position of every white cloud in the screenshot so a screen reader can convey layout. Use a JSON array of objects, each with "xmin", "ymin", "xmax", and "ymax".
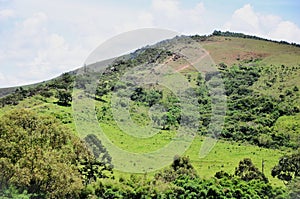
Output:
[
  {"xmin": 231, "ymin": 4, "xmax": 259, "ymax": 32},
  {"xmin": 0, "ymin": 9, "xmax": 15, "ymax": 19},
  {"xmin": 0, "ymin": 72, "xmax": 4, "ymax": 82},
  {"xmin": 149, "ymin": 0, "xmax": 207, "ymax": 34},
  {"xmin": 0, "ymin": 72, "xmax": 20, "ymax": 87},
  {"xmin": 1, "ymin": 1, "xmax": 300, "ymax": 87},
  {"xmin": 271, "ymin": 21, "xmax": 300, "ymax": 43},
  {"xmin": 0, "ymin": 0, "xmax": 211, "ymax": 88},
  {"xmin": 0, "ymin": 11, "xmax": 88, "ymax": 87},
  {"xmin": 152, "ymin": 0, "xmax": 180, "ymax": 18},
  {"xmin": 21, "ymin": 12, "xmax": 47, "ymax": 35},
  {"xmin": 224, "ymin": 4, "xmax": 300, "ymax": 43}
]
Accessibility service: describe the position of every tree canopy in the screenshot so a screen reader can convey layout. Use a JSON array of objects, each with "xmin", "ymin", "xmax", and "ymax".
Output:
[{"xmin": 0, "ymin": 109, "xmax": 93, "ymax": 198}]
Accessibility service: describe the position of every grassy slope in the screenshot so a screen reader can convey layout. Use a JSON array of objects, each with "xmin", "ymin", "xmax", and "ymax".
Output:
[
  {"xmin": 0, "ymin": 95, "xmax": 76, "ymax": 132},
  {"xmin": 202, "ymin": 36, "xmax": 300, "ymax": 66},
  {"xmin": 1, "ymin": 35, "xmax": 299, "ymax": 186},
  {"xmin": 0, "ymin": 91, "xmax": 287, "ymax": 185},
  {"xmin": 186, "ymin": 137, "xmax": 286, "ymax": 186},
  {"xmin": 202, "ymin": 36, "xmax": 300, "ymax": 151}
]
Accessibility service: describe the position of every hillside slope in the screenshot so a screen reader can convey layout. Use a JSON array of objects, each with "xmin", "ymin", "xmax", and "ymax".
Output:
[{"xmin": 0, "ymin": 32, "xmax": 299, "ymax": 187}]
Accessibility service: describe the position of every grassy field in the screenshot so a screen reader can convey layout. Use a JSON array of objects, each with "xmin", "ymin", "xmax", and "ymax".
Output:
[
  {"xmin": 185, "ymin": 137, "xmax": 287, "ymax": 186},
  {"xmin": 0, "ymin": 94, "xmax": 288, "ymax": 186},
  {"xmin": 202, "ymin": 36, "xmax": 300, "ymax": 66},
  {"xmin": 112, "ymin": 136, "xmax": 287, "ymax": 187}
]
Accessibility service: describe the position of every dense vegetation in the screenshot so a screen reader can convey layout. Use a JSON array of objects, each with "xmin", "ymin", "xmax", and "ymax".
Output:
[
  {"xmin": 219, "ymin": 61, "xmax": 300, "ymax": 148},
  {"xmin": 0, "ymin": 32, "xmax": 299, "ymax": 198},
  {"xmin": 0, "ymin": 72, "xmax": 74, "ymax": 107},
  {"xmin": 79, "ymin": 156, "xmax": 287, "ymax": 198},
  {"xmin": 0, "ymin": 109, "xmax": 87, "ymax": 198},
  {"xmin": 0, "ymin": 117, "xmax": 289, "ymax": 198}
]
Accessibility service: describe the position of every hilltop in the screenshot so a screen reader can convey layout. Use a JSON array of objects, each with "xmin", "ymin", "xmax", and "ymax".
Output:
[{"xmin": 0, "ymin": 31, "xmax": 299, "ymax": 198}]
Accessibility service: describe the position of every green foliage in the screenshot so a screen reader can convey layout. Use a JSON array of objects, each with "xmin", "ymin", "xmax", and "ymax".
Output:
[
  {"xmin": 272, "ymin": 150, "xmax": 300, "ymax": 184},
  {"xmin": 86, "ymin": 157, "xmax": 287, "ymax": 198},
  {"xmin": 288, "ymin": 177, "xmax": 300, "ymax": 199},
  {"xmin": 196, "ymin": 72, "xmax": 212, "ymax": 133},
  {"xmin": 219, "ymin": 61, "xmax": 299, "ymax": 148},
  {"xmin": 80, "ymin": 134, "xmax": 114, "ymax": 184},
  {"xmin": 0, "ymin": 32, "xmax": 299, "ymax": 198},
  {"xmin": 273, "ymin": 114, "xmax": 300, "ymax": 149},
  {"xmin": 57, "ymin": 89, "xmax": 72, "ymax": 106},
  {"xmin": 0, "ymin": 72, "xmax": 74, "ymax": 108},
  {"xmin": 215, "ymin": 170, "xmax": 231, "ymax": 179},
  {"xmin": 0, "ymin": 109, "xmax": 92, "ymax": 198},
  {"xmin": 235, "ymin": 158, "xmax": 269, "ymax": 183},
  {"xmin": 155, "ymin": 156, "xmax": 198, "ymax": 182},
  {"xmin": 211, "ymin": 30, "xmax": 300, "ymax": 47},
  {"xmin": 130, "ymin": 87, "xmax": 162, "ymax": 106},
  {"xmin": 0, "ymin": 185, "xmax": 32, "ymax": 199}
]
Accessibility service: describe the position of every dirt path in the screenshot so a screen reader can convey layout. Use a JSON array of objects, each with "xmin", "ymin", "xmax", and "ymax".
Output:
[{"xmin": 175, "ymin": 51, "xmax": 209, "ymax": 72}]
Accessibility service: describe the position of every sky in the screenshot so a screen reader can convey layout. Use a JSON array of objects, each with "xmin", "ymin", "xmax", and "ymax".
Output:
[{"xmin": 0, "ymin": 0, "xmax": 299, "ymax": 88}]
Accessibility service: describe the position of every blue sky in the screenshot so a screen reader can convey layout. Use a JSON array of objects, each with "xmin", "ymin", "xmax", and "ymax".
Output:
[{"xmin": 0, "ymin": 0, "xmax": 299, "ymax": 87}]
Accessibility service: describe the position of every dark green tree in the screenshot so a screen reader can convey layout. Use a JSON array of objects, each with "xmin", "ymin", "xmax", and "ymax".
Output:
[
  {"xmin": 57, "ymin": 89, "xmax": 72, "ymax": 106},
  {"xmin": 80, "ymin": 134, "xmax": 114, "ymax": 185},
  {"xmin": 235, "ymin": 158, "xmax": 268, "ymax": 183},
  {"xmin": 272, "ymin": 151, "xmax": 300, "ymax": 184},
  {"xmin": 155, "ymin": 155, "xmax": 197, "ymax": 182}
]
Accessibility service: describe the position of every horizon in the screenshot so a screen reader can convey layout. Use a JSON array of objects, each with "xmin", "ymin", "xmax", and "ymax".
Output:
[
  {"xmin": 0, "ymin": 0, "xmax": 299, "ymax": 88},
  {"xmin": 1, "ymin": 30, "xmax": 299, "ymax": 90}
]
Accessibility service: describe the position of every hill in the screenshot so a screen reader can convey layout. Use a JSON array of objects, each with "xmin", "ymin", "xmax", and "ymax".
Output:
[{"xmin": 0, "ymin": 31, "xmax": 299, "ymax": 198}]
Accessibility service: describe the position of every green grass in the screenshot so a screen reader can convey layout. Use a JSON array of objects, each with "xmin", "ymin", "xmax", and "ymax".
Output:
[
  {"xmin": 94, "ymin": 93, "xmax": 287, "ymax": 185},
  {"xmin": 185, "ymin": 137, "xmax": 286, "ymax": 186},
  {"xmin": 0, "ymin": 94, "xmax": 76, "ymax": 132},
  {"xmin": 100, "ymin": 123, "xmax": 176, "ymax": 153},
  {"xmin": 202, "ymin": 36, "xmax": 300, "ymax": 66},
  {"xmin": 112, "ymin": 136, "xmax": 287, "ymax": 186},
  {"xmin": 0, "ymin": 89, "xmax": 290, "ymax": 186},
  {"xmin": 273, "ymin": 113, "xmax": 300, "ymax": 148}
]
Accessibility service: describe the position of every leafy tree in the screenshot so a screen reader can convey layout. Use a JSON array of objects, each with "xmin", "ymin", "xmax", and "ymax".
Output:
[
  {"xmin": 54, "ymin": 72, "xmax": 74, "ymax": 90},
  {"xmin": 214, "ymin": 171, "xmax": 231, "ymax": 179},
  {"xmin": 0, "ymin": 185, "xmax": 32, "ymax": 199},
  {"xmin": 57, "ymin": 89, "xmax": 72, "ymax": 106},
  {"xmin": 235, "ymin": 158, "xmax": 268, "ymax": 183},
  {"xmin": 0, "ymin": 109, "xmax": 92, "ymax": 198},
  {"xmin": 146, "ymin": 89, "xmax": 162, "ymax": 106},
  {"xmin": 130, "ymin": 87, "xmax": 146, "ymax": 102},
  {"xmin": 155, "ymin": 156, "xmax": 197, "ymax": 182},
  {"xmin": 272, "ymin": 151, "xmax": 300, "ymax": 184},
  {"xmin": 80, "ymin": 134, "xmax": 114, "ymax": 185}
]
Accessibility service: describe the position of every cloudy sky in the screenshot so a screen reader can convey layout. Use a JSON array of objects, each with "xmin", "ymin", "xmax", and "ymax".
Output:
[{"xmin": 0, "ymin": 0, "xmax": 299, "ymax": 88}]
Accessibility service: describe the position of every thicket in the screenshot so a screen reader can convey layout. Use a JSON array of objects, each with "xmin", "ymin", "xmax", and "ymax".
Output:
[
  {"xmin": 0, "ymin": 110, "xmax": 111, "ymax": 198},
  {"xmin": 80, "ymin": 157, "xmax": 287, "ymax": 199},
  {"xmin": 0, "ymin": 73, "xmax": 74, "ymax": 107},
  {"xmin": 217, "ymin": 61, "xmax": 299, "ymax": 149}
]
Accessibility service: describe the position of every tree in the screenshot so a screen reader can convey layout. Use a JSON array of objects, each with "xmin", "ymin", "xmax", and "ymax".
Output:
[
  {"xmin": 155, "ymin": 155, "xmax": 197, "ymax": 182},
  {"xmin": 272, "ymin": 151, "xmax": 300, "ymax": 184},
  {"xmin": 80, "ymin": 134, "xmax": 114, "ymax": 185},
  {"xmin": 0, "ymin": 109, "xmax": 92, "ymax": 198},
  {"xmin": 54, "ymin": 73, "xmax": 74, "ymax": 90},
  {"xmin": 235, "ymin": 158, "xmax": 268, "ymax": 183},
  {"xmin": 57, "ymin": 89, "xmax": 72, "ymax": 106}
]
